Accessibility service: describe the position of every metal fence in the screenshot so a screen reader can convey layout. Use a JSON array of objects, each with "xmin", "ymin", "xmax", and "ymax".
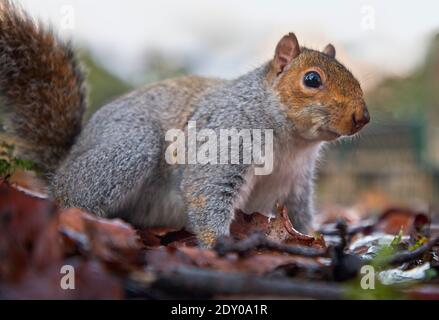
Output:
[{"xmin": 316, "ymin": 121, "xmax": 439, "ymax": 206}]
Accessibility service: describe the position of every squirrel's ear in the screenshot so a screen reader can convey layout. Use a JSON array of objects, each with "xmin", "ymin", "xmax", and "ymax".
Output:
[
  {"xmin": 323, "ymin": 44, "xmax": 336, "ymax": 58},
  {"xmin": 272, "ymin": 33, "xmax": 301, "ymax": 76}
]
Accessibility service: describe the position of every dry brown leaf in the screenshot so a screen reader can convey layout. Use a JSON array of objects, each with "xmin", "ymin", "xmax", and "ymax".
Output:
[
  {"xmin": 0, "ymin": 259, "xmax": 123, "ymax": 299},
  {"xmin": 59, "ymin": 208, "xmax": 144, "ymax": 269},
  {"xmin": 376, "ymin": 208, "xmax": 429, "ymax": 235},
  {"xmin": 231, "ymin": 206, "xmax": 325, "ymax": 248}
]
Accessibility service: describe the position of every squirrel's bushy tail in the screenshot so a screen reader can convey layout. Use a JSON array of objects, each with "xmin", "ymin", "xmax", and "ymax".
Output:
[{"xmin": 0, "ymin": 0, "xmax": 87, "ymax": 174}]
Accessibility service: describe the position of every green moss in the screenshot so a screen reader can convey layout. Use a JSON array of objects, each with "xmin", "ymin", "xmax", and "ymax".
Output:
[{"xmin": 0, "ymin": 141, "xmax": 36, "ymax": 178}]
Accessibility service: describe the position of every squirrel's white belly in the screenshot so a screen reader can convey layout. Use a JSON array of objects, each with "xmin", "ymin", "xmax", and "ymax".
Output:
[
  {"xmin": 237, "ymin": 143, "xmax": 320, "ymax": 216},
  {"xmin": 238, "ymin": 163, "xmax": 296, "ymax": 216}
]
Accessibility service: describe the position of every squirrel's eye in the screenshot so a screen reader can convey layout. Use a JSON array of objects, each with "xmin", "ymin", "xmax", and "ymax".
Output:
[{"xmin": 303, "ymin": 71, "xmax": 322, "ymax": 88}]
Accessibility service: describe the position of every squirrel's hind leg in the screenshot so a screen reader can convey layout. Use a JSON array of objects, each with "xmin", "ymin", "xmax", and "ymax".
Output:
[{"xmin": 51, "ymin": 118, "xmax": 163, "ymax": 221}]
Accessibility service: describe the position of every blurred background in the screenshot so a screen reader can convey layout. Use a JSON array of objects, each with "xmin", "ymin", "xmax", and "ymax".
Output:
[{"xmin": 13, "ymin": 0, "xmax": 439, "ymax": 213}]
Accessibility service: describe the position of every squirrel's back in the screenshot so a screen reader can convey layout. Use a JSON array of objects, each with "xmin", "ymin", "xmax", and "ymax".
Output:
[
  {"xmin": 0, "ymin": 1, "xmax": 222, "ymax": 175},
  {"xmin": 95, "ymin": 75, "xmax": 224, "ymax": 132}
]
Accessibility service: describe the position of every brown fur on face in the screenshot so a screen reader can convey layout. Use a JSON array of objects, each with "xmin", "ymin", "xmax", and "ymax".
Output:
[{"xmin": 271, "ymin": 45, "xmax": 368, "ymax": 141}]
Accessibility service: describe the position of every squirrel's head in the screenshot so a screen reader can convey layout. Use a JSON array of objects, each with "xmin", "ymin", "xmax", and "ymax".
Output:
[{"xmin": 268, "ymin": 33, "xmax": 370, "ymax": 141}]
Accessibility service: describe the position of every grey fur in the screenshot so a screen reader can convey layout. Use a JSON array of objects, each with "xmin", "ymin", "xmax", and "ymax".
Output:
[
  {"xmin": 52, "ymin": 65, "xmax": 323, "ymax": 246},
  {"xmin": 1, "ymin": 2, "xmax": 334, "ymax": 247}
]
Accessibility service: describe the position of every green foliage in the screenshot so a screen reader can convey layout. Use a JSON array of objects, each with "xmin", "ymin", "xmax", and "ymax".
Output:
[
  {"xmin": 408, "ymin": 236, "xmax": 428, "ymax": 251},
  {"xmin": 344, "ymin": 230, "xmax": 408, "ymax": 299},
  {"xmin": 424, "ymin": 268, "xmax": 438, "ymax": 280},
  {"xmin": 366, "ymin": 33, "xmax": 439, "ymax": 121},
  {"xmin": 372, "ymin": 229, "xmax": 404, "ymax": 269},
  {"xmin": 0, "ymin": 141, "xmax": 36, "ymax": 178},
  {"xmin": 80, "ymin": 50, "xmax": 133, "ymax": 118},
  {"xmin": 79, "ymin": 49, "xmax": 192, "ymax": 118},
  {"xmin": 140, "ymin": 50, "xmax": 191, "ymax": 84},
  {"xmin": 344, "ymin": 278, "xmax": 405, "ymax": 300},
  {"xmin": 390, "ymin": 228, "xmax": 404, "ymax": 247}
]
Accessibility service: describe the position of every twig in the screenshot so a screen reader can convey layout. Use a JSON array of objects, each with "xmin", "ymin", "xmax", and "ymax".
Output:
[
  {"xmin": 335, "ymin": 219, "xmax": 348, "ymax": 251},
  {"xmin": 214, "ymin": 231, "xmax": 328, "ymax": 257},
  {"xmin": 318, "ymin": 219, "xmax": 376, "ymax": 236},
  {"xmin": 330, "ymin": 220, "xmax": 363, "ymax": 281},
  {"xmin": 151, "ymin": 267, "xmax": 344, "ymax": 299},
  {"xmin": 386, "ymin": 235, "xmax": 439, "ymax": 266}
]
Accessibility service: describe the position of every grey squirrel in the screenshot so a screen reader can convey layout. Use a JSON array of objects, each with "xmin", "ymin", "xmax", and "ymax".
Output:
[{"xmin": 0, "ymin": 1, "xmax": 369, "ymax": 247}]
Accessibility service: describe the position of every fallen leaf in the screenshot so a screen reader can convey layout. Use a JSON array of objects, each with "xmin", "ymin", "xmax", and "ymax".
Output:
[
  {"xmin": 231, "ymin": 206, "xmax": 325, "ymax": 248},
  {"xmin": 59, "ymin": 209, "xmax": 144, "ymax": 270},
  {"xmin": 375, "ymin": 208, "xmax": 424, "ymax": 235},
  {"xmin": 0, "ymin": 182, "xmax": 54, "ymax": 281},
  {"xmin": 0, "ymin": 259, "xmax": 123, "ymax": 299}
]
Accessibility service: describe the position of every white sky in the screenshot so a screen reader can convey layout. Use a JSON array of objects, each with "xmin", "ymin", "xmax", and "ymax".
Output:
[{"xmin": 14, "ymin": 0, "xmax": 439, "ymax": 88}]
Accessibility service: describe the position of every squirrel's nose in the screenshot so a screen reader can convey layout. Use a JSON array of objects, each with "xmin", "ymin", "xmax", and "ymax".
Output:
[{"xmin": 352, "ymin": 108, "xmax": 370, "ymax": 131}]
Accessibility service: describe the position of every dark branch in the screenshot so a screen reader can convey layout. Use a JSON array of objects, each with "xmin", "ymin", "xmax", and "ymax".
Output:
[
  {"xmin": 151, "ymin": 267, "xmax": 344, "ymax": 299},
  {"xmin": 214, "ymin": 231, "xmax": 328, "ymax": 257}
]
